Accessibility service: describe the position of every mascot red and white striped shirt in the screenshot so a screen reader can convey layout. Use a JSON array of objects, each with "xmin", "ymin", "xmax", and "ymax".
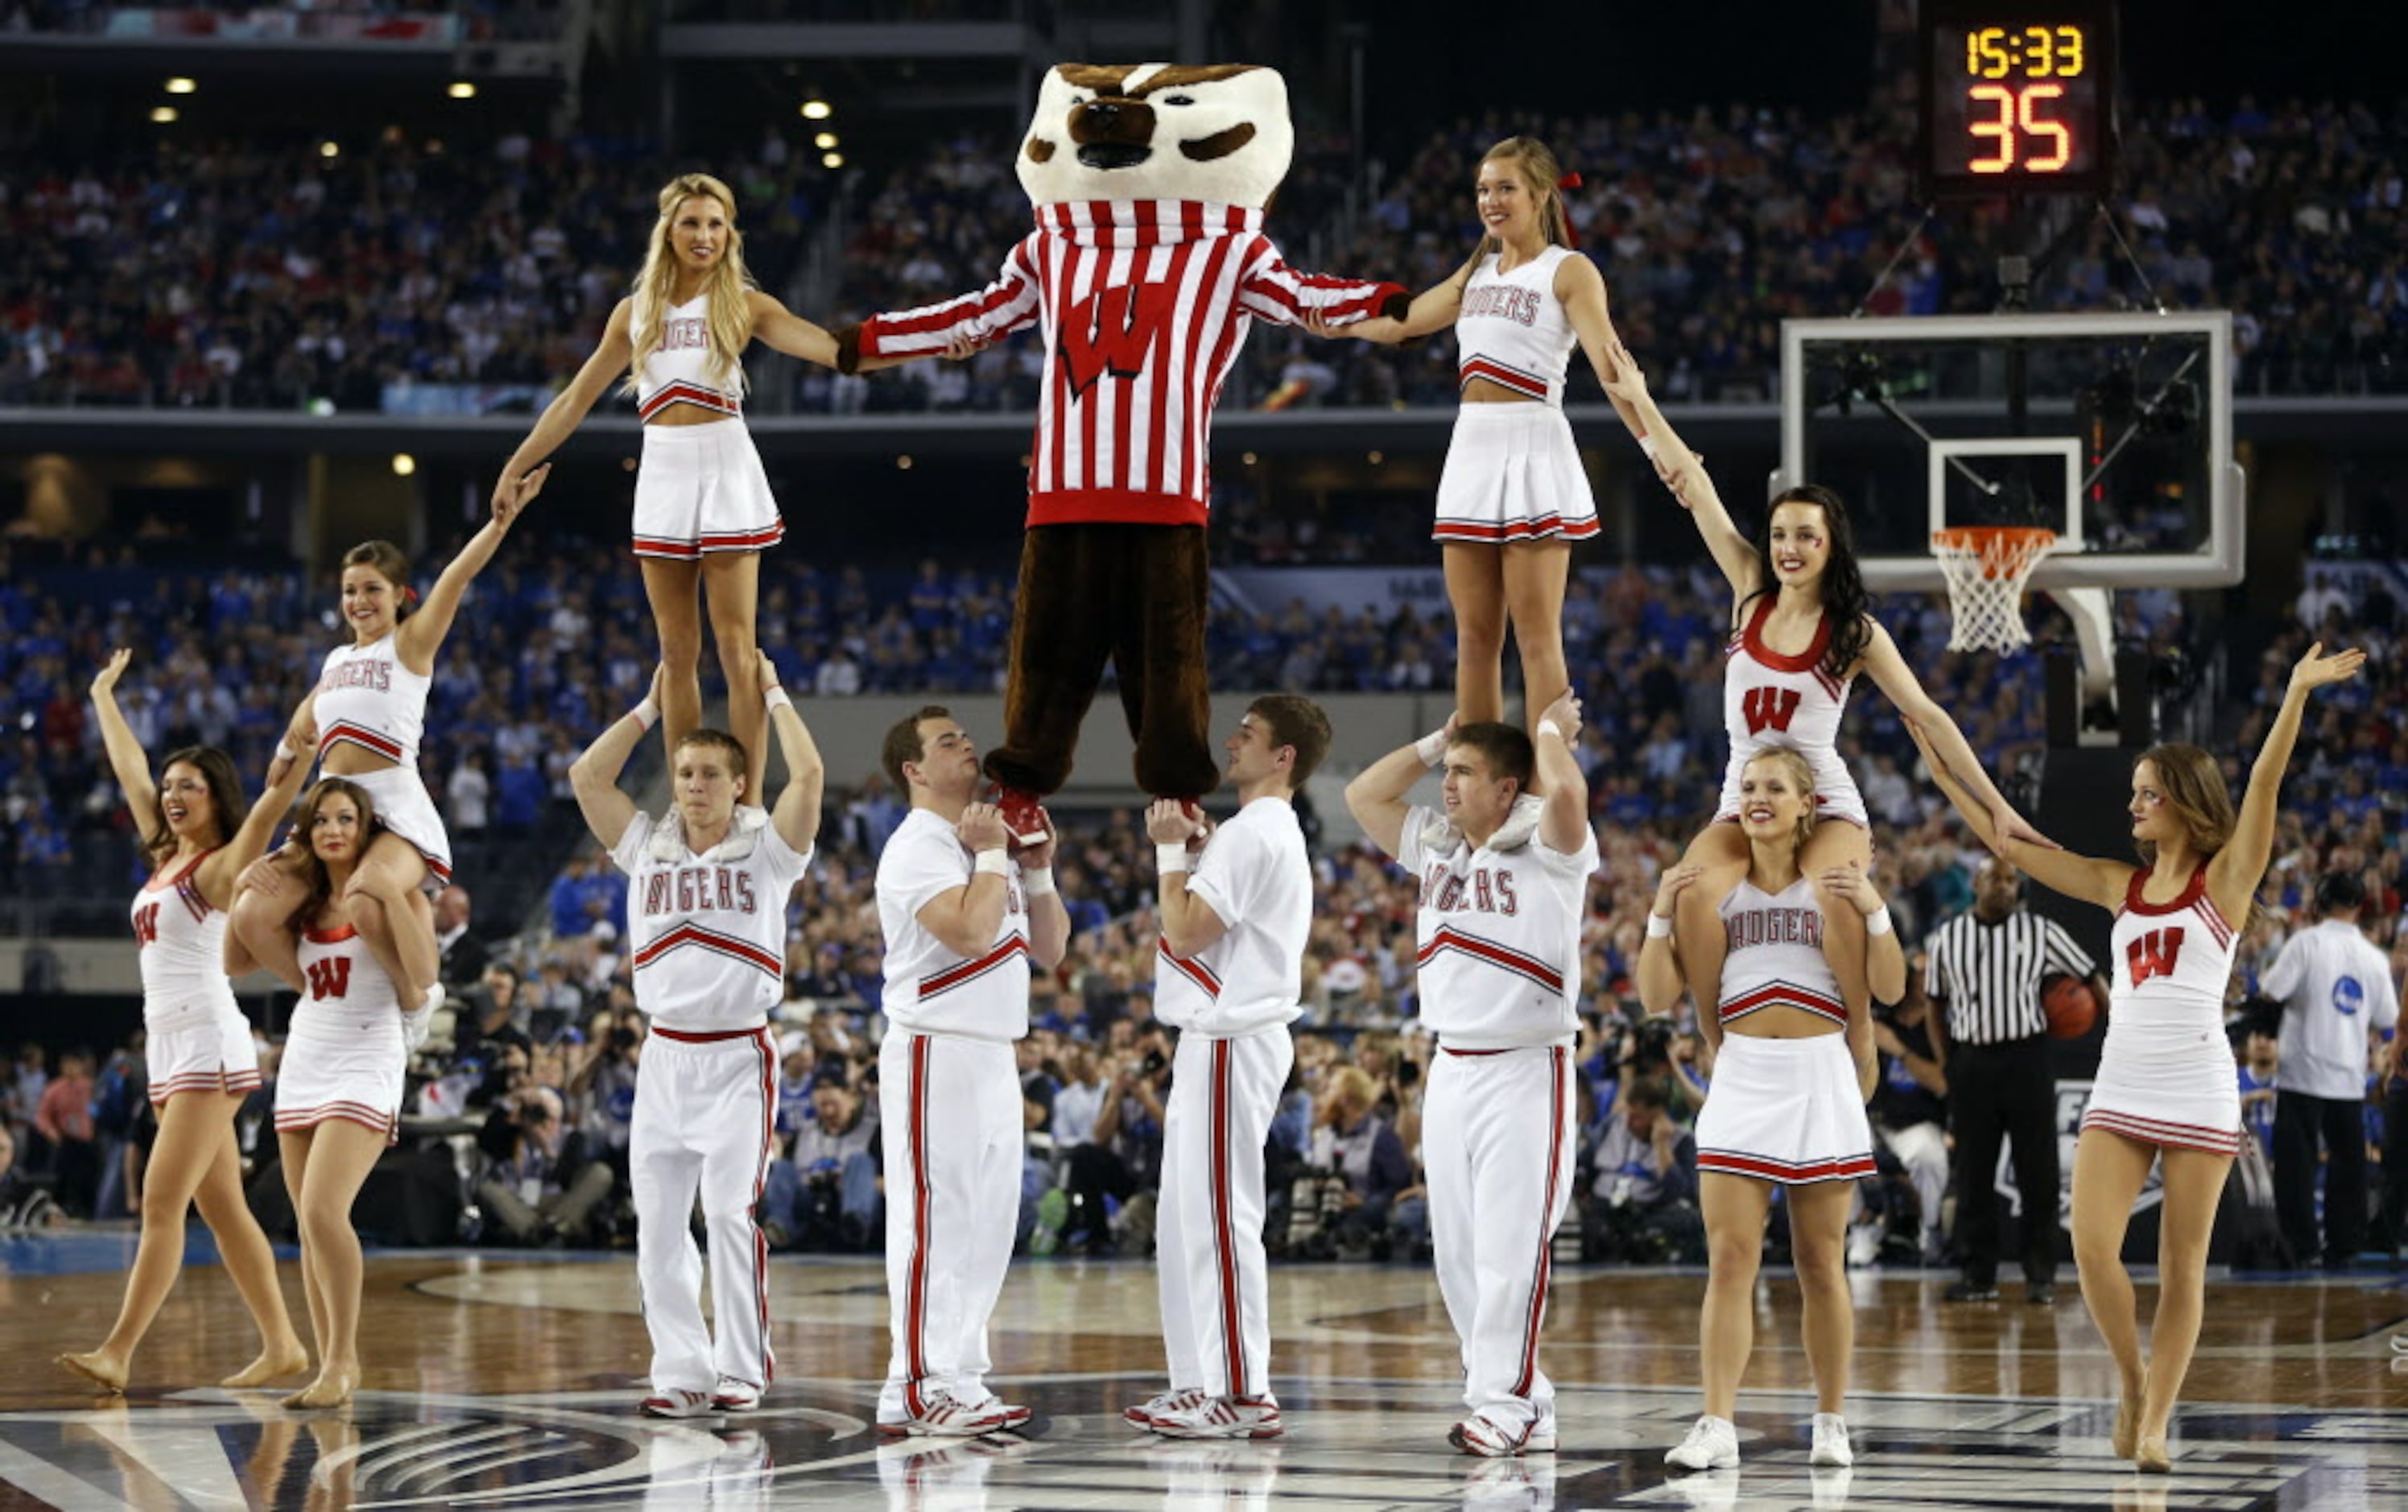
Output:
[{"xmin": 854, "ymin": 200, "xmax": 1405, "ymax": 527}]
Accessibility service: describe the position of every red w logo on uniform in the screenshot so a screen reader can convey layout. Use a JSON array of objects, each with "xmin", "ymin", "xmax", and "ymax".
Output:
[
  {"xmin": 306, "ymin": 956, "xmax": 352, "ymax": 1002},
  {"xmin": 1059, "ymin": 281, "xmax": 1173, "ymax": 398},
  {"xmin": 1741, "ymin": 687, "xmax": 1803, "ymax": 735},
  {"xmin": 2126, "ymin": 927, "xmax": 2185, "ymax": 985},
  {"xmin": 133, "ymin": 903, "xmax": 160, "ymax": 948}
]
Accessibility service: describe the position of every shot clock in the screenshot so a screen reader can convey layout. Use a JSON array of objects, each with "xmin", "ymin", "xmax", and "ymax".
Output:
[{"xmin": 1920, "ymin": 1, "xmax": 2117, "ymax": 198}]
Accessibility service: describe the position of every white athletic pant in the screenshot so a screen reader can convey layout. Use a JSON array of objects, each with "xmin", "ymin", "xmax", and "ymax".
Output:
[
  {"xmin": 1424, "ymin": 1042, "xmax": 1576, "ymax": 1429},
  {"xmin": 1158, "ymin": 1027, "xmax": 1293, "ymax": 1400},
  {"xmin": 631, "ymin": 1024, "xmax": 780, "ymax": 1394},
  {"xmin": 879, "ymin": 1031, "xmax": 1022, "ymax": 1423}
]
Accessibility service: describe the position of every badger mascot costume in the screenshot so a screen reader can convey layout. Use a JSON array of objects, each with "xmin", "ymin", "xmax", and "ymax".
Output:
[{"xmin": 839, "ymin": 64, "xmax": 1405, "ymax": 834}]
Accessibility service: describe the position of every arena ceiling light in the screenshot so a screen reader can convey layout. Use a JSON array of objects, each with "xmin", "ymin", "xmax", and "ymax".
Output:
[
  {"xmin": 813, "ymin": 132, "xmax": 838, "ymax": 150},
  {"xmin": 149, "ymin": 105, "xmax": 178, "ymax": 124},
  {"xmin": 391, "ymin": 453, "xmax": 417, "ymax": 477},
  {"xmin": 164, "ymin": 77, "xmax": 196, "ymax": 95},
  {"xmin": 800, "ymin": 99, "xmax": 832, "ymax": 121},
  {"xmin": 822, "ymin": 151, "xmax": 844, "ymax": 169},
  {"xmin": 447, "ymin": 81, "xmax": 477, "ymax": 100},
  {"xmin": 320, "ymin": 140, "xmax": 340, "ymax": 159}
]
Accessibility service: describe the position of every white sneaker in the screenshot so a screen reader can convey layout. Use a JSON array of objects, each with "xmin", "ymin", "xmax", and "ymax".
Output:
[
  {"xmin": 710, "ymin": 1377, "xmax": 761, "ymax": 1412},
  {"xmin": 1845, "ymin": 1220, "xmax": 1881, "ymax": 1268},
  {"xmin": 1486, "ymin": 792, "xmax": 1544, "ymax": 852},
  {"xmin": 639, "ymin": 1387, "xmax": 713, "ymax": 1419},
  {"xmin": 877, "ymin": 1390, "xmax": 1012, "ymax": 1438},
  {"xmin": 1666, "ymin": 1415, "xmax": 1740, "ymax": 1471},
  {"xmin": 1147, "ymin": 1394, "xmax": 1283, "ymax": 1440},
  {"xmin": 1125, "ymin": 1388, "xmax": 1208, "ymax": 1429},
  {"xmin": 1449, "ymin": 1408, "xmax": 1556, "ymax": 1456},
  {"xmin": 1810, "ymin": 1411, "xmax": 1852, "ymax": 1467},
  {"xmin": 401, "ymin": 984, "xmax": 440, "ymax": 1054}
]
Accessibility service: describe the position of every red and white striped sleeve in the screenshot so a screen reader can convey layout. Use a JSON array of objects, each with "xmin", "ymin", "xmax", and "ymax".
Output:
[
  {"xmin": 1235, "ymin": 237, "xmax": 1408, "ymax": 328},
  {"xmin": 858, "ymin": 234, "xmax": 1047, "ymax": 361}
]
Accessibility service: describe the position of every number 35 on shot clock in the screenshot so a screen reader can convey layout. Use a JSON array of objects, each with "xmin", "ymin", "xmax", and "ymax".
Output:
[{"xmin": 1920, "ymin": 0, "xmax": 2117, "ymax": 197}]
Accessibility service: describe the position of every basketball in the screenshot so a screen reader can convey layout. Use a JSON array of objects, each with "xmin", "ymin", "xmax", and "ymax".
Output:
[{"xmin": 2044, "ymin": 974, "xmax": 2098, "ymax": 1039}]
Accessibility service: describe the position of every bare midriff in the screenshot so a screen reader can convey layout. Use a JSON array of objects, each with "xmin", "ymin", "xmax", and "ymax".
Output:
[{"xmin": 1462, "ymin": 378, "xmax": 1541, "ymax": 404}]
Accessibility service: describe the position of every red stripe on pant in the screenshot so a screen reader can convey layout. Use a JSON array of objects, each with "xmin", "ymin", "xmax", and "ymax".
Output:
[
  {"xmin": 1512, "ymin": 1047, "xmax": 1567, "ymax": 1398},
  {"xmin": 1210, "ymin": 1039, "xmax": 1244, "ymax": 1398},
  {"xmin": 903, "ymin": 1034, "xmax": 933, "ymax": 1417},
  {"xmin": 749, "ymin": 1026, "xmax": 777, "ymax": 1386}
]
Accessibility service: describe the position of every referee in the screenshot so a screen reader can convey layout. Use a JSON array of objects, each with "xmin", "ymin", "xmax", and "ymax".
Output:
[{"xmin": 1923, "ymin": 857, "xmax": 2107, "ymax": 1304}]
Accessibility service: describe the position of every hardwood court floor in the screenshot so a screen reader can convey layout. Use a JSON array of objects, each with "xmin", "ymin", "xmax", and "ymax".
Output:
[{"xmin": 1, "ymin": 1232, "xmax": 2402, "ymax": 1509}]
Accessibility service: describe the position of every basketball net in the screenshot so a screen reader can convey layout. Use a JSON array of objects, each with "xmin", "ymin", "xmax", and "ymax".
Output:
[{"xmin": 1931, "ymin": 527, "xmax": 2057, "ymax": 653}]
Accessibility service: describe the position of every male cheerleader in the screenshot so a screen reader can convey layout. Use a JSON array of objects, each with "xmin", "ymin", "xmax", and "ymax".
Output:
[
  {"xmin": 1126, "ymin": 696, "xmax": 1332, "ymax": 1440},
  {"xmin": 569, "ymin": 657, "xmax": 823, "ymax": 1418},
  {"xmin": 1345, "ymin": 693, "xmax": 1599, "ymax": 1456},
  {"xmin": 874, "ymin": 707, "xmax": 1070, "ymax": 1434}
]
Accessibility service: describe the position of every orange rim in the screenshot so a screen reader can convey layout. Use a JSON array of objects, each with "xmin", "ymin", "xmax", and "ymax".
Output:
[{"xmin": 1933, "ymin": 526, "xmax": 2057, "ymax": 580}]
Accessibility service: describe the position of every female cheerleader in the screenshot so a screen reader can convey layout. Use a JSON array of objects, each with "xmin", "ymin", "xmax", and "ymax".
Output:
[
  {"xmin": 1640, "ymin": 748, "xmax": 1904, "ymax": 1473},
  {"xmin": 1909, "ymin": 642, "xmax": 2365, "ymax": 1471},
  {"xmin": 1316, "ymin": 137, "xmax": 1646, "ymax": 734},
  {"xmin": 492, "ymin": 172, "xmax": 896, "ymax": 795},
  {"xmin": 230, "ymin": 482, "xmax": 539, "ymax": 1024},
  {"xmin": 55, "ymin": 653, "xmax": 312, "ymax": 1394},
  {"xmin": 1599, "ymin": 333, "xmax": 2047, "ymax": 1014},
  {"xmin": 250, "ymin": 777, "xmax": 413, "ymax": 1409}
]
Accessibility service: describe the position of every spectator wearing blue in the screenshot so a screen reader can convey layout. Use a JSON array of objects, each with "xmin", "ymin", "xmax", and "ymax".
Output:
[
  {"xmin": 2261, "ymin": 873, "xmax": 2400, "ymax": 1267},
  {"xmin": 2237, "ymin": 1018, "xmax": 2280, "ymax": 1161}
]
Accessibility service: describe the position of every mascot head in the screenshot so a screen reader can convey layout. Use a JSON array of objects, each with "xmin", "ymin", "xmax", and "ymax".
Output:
[{"xmin": 1018, "ymin": 64, "xmax": 1294, "ymax": 209}]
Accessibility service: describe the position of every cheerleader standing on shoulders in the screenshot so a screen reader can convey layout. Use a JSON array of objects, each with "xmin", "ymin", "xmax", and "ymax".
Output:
[
  {"xmin": 1321, "ymin": 137, "xmax": 1646, "ymax": 752},
  {"xmin": 1909, "ymin": 642, "xmax": 2365, "ymax": 1472},
  {"xmin": 55, "ymin": 652, "xmax": 312, "ymax": 1394},
  {"xmin": 492, "ymin": 172, "xmax": 909, "ymax": 796}
]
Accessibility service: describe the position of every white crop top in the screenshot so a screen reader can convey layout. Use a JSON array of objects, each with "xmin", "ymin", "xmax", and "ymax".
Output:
[
  {"xmin": 634, "ymin": 295, "xmax": 744, "ymax": 422},
  {"xmin": 315, "ymin": 633, "xmax": 430, "ymax": 768},
  {"xmin": 1456, "ymin": 245, "xmax": 1578, "ymax": 406}
]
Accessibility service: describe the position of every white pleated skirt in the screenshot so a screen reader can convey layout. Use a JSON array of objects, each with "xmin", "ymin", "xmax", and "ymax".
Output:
[
  {"xmin": 1695, "ymin": 1031, "xmax": 1874, "ymax": 1186},
  {"xmin": 1433, "ymin": 404, "xmax": 1599, "ymax": 545}
]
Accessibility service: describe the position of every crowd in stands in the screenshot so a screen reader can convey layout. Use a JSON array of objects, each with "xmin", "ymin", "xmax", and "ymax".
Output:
[
  {"xmin": 5, "ymin": 89, "xmax": 2405, "ymax": 411},
  {"xmin": 0, "ymin": 124, "xmax": 824, "ymax": 411},
  {"xmin": 7, "ymin": 557, "xmax": 2403, "ymax": 1268}
]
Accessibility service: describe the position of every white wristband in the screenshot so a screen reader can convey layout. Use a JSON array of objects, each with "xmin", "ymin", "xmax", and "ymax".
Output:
[
  {"xmin": 1638, "ymin": 433, "xmax": 1660, "ymax": 460},
  {"xmin": 763, "ymin": 685, "xmax": 791, "ymax": 713},
  {"xmin": 1415, "ymin": 726, "xmax": 1451, "ymax": 766},
  {"xmin": 973, "ymin": 848, "xmax": 1009, "ymax": 876},
  {"xmin": 630, "ymin": 699, "xmax": 659, "ymax": 733},
  {"xmin": 1865, "ymin": 905, "xmax": 1894, "ymax": 936},
  {"xmin": 1022, "ymin": 865, "xmax": 1055, "ymax": 898},
  {"xmin": 1156, "ymin": 842, "xmax": 1190, "ymax": 875},
  {"xmin": 1646, "ymin": 912, "xmax": 1674, "ymax": 939},
  {"xmin": 1536, "ymin": 719, "xmax": 1564, "ymax": 742}
]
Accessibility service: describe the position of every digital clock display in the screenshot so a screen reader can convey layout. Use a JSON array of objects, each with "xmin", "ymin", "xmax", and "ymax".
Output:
[{"xmin": 1921, "ymin": 2, "xmax": 2117, "ymax": 197}]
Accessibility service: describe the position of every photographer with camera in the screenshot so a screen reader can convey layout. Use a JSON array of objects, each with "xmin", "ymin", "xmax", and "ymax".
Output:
[
  {"xmin": 761, "ymin": 1066, "xmax": 881, "ymax": 1253},
  {"xmin": 473, "ymin": 1079, "xmax": 615, "ymax": 1248},
  {"xmin": 1581, "ymin": 1075, "xmax": 1701, "ymax": 1263}
]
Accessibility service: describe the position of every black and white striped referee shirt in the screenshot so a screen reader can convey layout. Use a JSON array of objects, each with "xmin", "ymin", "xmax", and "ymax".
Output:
[{"xmin": 1923, "ymin": 908, "xmax": 2098, "ymax": 1047}]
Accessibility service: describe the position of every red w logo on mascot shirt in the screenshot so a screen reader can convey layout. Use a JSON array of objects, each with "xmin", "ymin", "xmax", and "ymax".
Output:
[
  {"xmin": 1741, "ymin": 687, "xmax": 1803, "ymax": 735},
  {"xmin": 307, "ymin": 956, "xmax": 353, "ymax": 1002},
  {"xmin": 2126, "ymin": 927, "xmax": 2184, "ymax": 985},
  {"xmin": 1059, "ymin": 281, "xmax": 1175, "ymax": 398}
]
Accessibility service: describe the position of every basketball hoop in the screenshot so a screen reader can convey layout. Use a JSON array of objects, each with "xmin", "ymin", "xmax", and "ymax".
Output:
[{"xmin": 1931, "ymin": 527, "xmax": 2057, "ymax": 652}]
